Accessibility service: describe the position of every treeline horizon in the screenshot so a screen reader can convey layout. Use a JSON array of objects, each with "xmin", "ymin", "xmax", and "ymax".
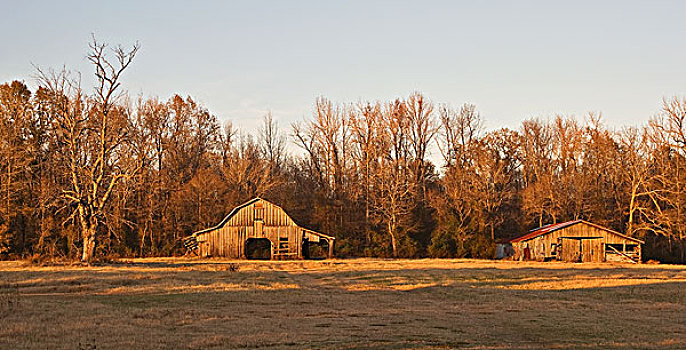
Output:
[{"xmin": 1, "ymin": 39, "xmax": 685, "ymax": 262}]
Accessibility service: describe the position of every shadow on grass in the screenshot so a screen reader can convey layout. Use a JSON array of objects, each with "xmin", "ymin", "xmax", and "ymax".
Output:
[{"xmin": 1, "ymin": 260, "xmax": 685, "ymax": 301}]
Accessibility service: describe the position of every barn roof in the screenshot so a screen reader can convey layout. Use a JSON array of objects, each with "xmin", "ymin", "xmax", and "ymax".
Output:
[
  {"xmin": 192, "ymin": 198, "xmax": 261, "ymax": 236},
  {"xmin": 191, "ymin": 197, "xmax": 334, "ymax": 240},
  {"xmin": 509, "ymin": 220, "xmax": 644, "ymax": 244}
]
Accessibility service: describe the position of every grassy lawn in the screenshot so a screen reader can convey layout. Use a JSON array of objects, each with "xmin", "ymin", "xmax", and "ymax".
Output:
[{"xmin": 1, "ymin": 258, "xmax": 685, "ymax": 349}]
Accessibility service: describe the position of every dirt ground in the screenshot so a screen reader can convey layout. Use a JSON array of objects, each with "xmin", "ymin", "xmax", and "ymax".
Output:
[{"xmin": 0, "ymin": 258, "xmax": 685, "ymax": 349}]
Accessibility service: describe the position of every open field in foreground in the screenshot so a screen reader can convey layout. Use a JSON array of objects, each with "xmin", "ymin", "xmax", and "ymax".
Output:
[{"xmin": 1, "ymin": 258, "xmax": 685, "ymax": 350}]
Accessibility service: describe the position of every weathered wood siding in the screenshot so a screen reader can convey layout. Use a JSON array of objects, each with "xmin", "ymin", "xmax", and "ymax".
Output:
[
  {"xmin": 513, "ymin": 221, "xmax": 642, "ymax": 262},
  {"xmin": 559, "ymin": 238, "xmax": 580, "ymax": 262},
  {"xmin": 197, "ymin": 225, "xmax": 303, "ymax": 258},
  {"xmin": 193, "ymin": 198, "xmax": 332, "ymax": 259},
  {"xmin": 221, "ymin": 199, "xmax": 296, "ymax": 227}
]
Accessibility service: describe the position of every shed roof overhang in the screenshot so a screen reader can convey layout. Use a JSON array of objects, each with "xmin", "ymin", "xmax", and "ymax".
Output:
[{"xmin": 303, "ymin": 228, "xmax": 335, "ymax": 241}]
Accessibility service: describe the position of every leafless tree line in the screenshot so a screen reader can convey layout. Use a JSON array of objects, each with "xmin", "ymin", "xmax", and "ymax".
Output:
[{"xmin": 0, "ymin": 40, "xmax": 685, "ymax": 262}]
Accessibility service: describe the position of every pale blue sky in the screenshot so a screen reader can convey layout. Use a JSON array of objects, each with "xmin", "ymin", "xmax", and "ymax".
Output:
[{"xmin": 2, "ymin": 0, "xmax": 685, "ymax": 134}]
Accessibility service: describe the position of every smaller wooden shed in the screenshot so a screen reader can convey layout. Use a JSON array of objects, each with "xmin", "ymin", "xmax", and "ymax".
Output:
[
  {"xmin": 510, "ymin": 220, "xmax": 643, "ymax": 263},
  {"xmin": 184, "ymin": 198, "xmax": 334, "ymax": 260}
]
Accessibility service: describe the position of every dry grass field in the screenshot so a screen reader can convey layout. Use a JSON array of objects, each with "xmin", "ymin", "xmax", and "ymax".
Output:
[{"xmin": 1, "ymin": 258, "xmax": 685, "ymax": 349}]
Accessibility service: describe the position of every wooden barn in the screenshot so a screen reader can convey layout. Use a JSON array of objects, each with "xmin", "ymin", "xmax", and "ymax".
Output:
[
  {"xmin": 184, "ymin": 198, "xmax": 335, "ymax": 259},
  {"xmin": 510, "ymin": 220, "xmax": 643, "ymax": 263}
]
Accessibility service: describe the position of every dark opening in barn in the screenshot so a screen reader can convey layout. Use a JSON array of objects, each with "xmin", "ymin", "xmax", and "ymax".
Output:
[
  {"xmin": 245, "ymin": 238, "xmax": 272, "ymax": 260},
  {"xmin": 303, "ymin": 239, "xmax": 330, "ymax": 260}
]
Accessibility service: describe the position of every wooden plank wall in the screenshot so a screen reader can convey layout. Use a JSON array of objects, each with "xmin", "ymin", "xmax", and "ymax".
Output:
[
  {"xmin": 196, "ymin": 199, "xmax": 304, "ymax": 258},
  {"xmin": 224, "ymin": 200, "xmax": 296, "ymax": 227},
  {"xmin": 560, "ymin": 238, "xmax": 580, "ymax": 262},
  {"xmin": 584, "ymin": 238, "xmax": 604, "ymax": 262},
  {"xmin": 513, "ymin": 222, "xmax": 641, "ymax": 262}
]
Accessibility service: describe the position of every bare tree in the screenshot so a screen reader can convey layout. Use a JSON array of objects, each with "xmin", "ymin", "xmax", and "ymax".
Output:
[
  {"xmin": 371, "ymin": 99, "xmax": 413, "ymax": 257},
  {"xmin": 258, "ymin": 111, "xmax": 286, "ymax": 172},
  {"xmin": 473, "ymin": 129, "xmax": 520, "ymax": 240},
  {"xmin": 292, "ymin": 97, "xmax": 352, "ymax": 234},
  {"xmin": 405, "ymin": 92, "xmax": 437, "ymax": 199},
  {"xmin": 520, "ymin": 118, "xmax": 555, "ymax": 226},
  {"xmin": 438, "ymin": 103, "xmax": 482, "ymax": 168},
  {"xmin": 350, "ymin": 101, "xmax": 383, "ymax": 239},
  {"xmin": 38, "ymin": 36, "xmax": 141, "ymax": 261}
]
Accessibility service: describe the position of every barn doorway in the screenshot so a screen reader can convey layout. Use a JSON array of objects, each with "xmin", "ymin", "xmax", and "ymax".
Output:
[
  {"xmin": 302, "ymin": 239, "xmax": 330, "ymax": 260},
  {"xmin": 245, "ymin": 238, "xmax": 272, "ymax": 260}
]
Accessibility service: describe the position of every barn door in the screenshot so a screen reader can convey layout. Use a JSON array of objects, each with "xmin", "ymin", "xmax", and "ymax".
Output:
[
  {"xmin": 591, "ymin": 239, "xmax": 604, "ymax": 262},
  {"xmin": 580, "ymin": 238, "xmax": 603, "ymax": 263},
  {"xmin": 560, "ymin": 238, "xmax": 581, "ymax": 262}
]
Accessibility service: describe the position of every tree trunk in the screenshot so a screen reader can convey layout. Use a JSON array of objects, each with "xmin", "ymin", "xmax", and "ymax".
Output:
[
  {"xmin": 81, "ymin": 225, "xmax": 96, "ymax": 262},
  {"xmin": 627, "ymin": 182, "xmax": 639, "ymax": 236},
  {"xmin": 388, "ymin": 218, "xmax": 398, "ymax": 258},
  {"xmin": 390, "ymin": 232, "xmax": 398, "ymax": 258}
]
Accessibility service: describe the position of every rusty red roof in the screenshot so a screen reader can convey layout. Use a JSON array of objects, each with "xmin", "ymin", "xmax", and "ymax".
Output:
[
  {"xmin": 510, "ymin": 220, "xmax": 582, "ymax": 243},
  {"xmin": 509, "ymin": 220, "xmax": 644, "ymax": 244}
]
